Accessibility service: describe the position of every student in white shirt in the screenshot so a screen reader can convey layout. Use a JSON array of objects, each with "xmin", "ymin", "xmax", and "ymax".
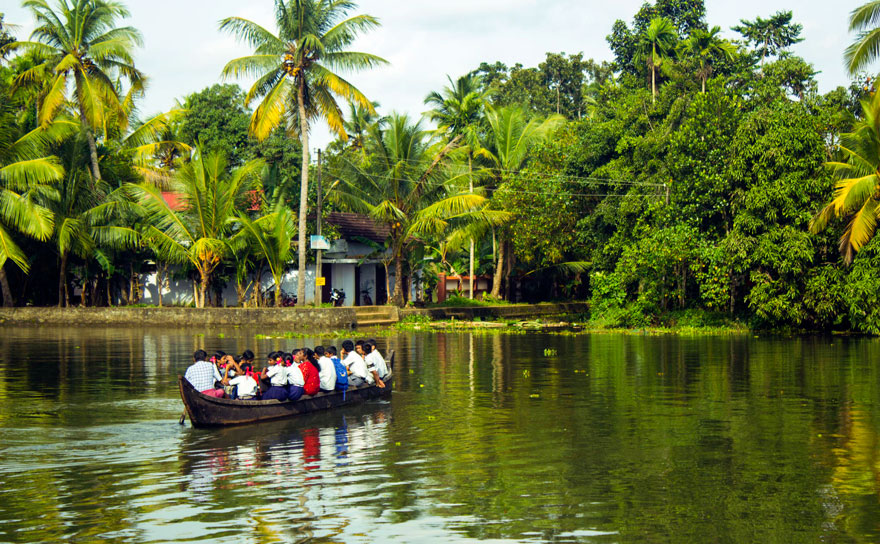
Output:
[
  {"xmin": 261, "ymin": 351, "xmax": 288, "ymax": 401},
  {"xmin": 364, "ymin": 342, "xmax": 390, "ymax": 381},
  {"xmin": 224, "ymin": 359, "xmax": 259, "ymax": 400},
  {"xmin": 315, "ymin": 346, "xmax": 336, "ymax": 392},
  {"xmin": 285, "ymin": 351, "xmax": 305, "ymax": 401},
  {"xmin": 341, "ymin": 340, "xmax": 370, "ymax": 387}
]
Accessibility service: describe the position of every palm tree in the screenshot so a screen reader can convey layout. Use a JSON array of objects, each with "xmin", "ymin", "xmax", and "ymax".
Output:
[
  {"xmin": 682, "ymin": 26, "xmax": 737, "ymax": 93},
  {"xmin": 811, "ymin": 88, "xmax": 880, "ymax": 263},
  {"xmin": 732, "ymin": 10, "xmax": 803, "ymax": 69},
  {"xmin": 425, "ymin": 73, "xmax": 489, "ymax": 299},
  {"xmin": 343, "ymin": 100, "xmax": 382, "ymax": 152},
  {"xmin": 10, "ymin": 0, "xmax": 145, "ymax": 182},
  {"xmin": 332, "ymin": 113, "xmax": 502, "ymax": 306},
  {"xmin": 0, "ymin": 93, "xmax": 75, "ymax": 306},
  {"xmin": 230, "ymin": 207, "xmax": 296, "ymax": 307},
  {"xmin": 220, "ymin": 0, "xmax": 387, "ymax": 307},
  {"xmin": 479, "ymin": 106, "xmax": 564, "ymax": 298},
  {"xmin": 635, "ymin": 17, "xmax": 677, "ymax": 103},
  {"xmin": 845, "ymin": 1, "xmax": 880, "ymax": 75},
  {"xmin": 128, "ymin": 148, "xmax": 264, "ymax": 308}
]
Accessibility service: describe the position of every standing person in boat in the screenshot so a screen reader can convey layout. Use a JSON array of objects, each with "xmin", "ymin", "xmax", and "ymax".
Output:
[
  {"xmin": 261, "ymin": 351, "xmax": 288, "ymax": 401},
  {"xmin": 286, "ymin": 350, "xmax": 306, "ymax": 401},
  {"xmin": 341, "ymin": 340, "xmax": 373, "ymax": 387},
  {"xmin": 315, "ymin": 346, "xmax": 336, "ymax": 392},
  {"xmin": 363, "ymin": 342, "xmax": 390, "ymax": 383},
  {"xmin": 300, "ymin": 348, "xmax": 321, "ymax": 396},
  {"xmin": 184, "ymin": 349, "xmax": 225, "ymax": 398}
]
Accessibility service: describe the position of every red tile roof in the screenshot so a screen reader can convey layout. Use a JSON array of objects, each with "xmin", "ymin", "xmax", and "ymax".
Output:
[{"xmin": 160, "ymin": 191, "xmax": 262, "ymax": 212}]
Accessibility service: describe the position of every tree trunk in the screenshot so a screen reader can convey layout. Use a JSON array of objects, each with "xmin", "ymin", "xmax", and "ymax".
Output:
[
  {"xmin": 81, "ymin": 275, "xmax": 87, "ymax": 307},
  {"xmin": 383, "ymin": 261, "xmax": 391, "ymax": 305},
  {"xmin": 491, "ymin": 237, "xmax": 505, "ymax": 299},
  {"xmin": 275, "ymin": 277, "xmax": 282, "ymax": 307},
  {"xmin": 296, "ymin": 84, "xmax": 310, "ymax": 307},
  {"xmin": 58, "ymin": 252, "xmax": 68, "ymax": 308},
  {"xmin": 157, "ymin": 264, "xmax": 165, "ymax": 307},
  {"xmin": 392, "ymin": 242, "xmax": 405, "ymax": 307},
  {"xmin": 468, "ymin": 155, "xmax": 475, "ymax": 299},
  {"xmin": 199, "ymin": 271, "xmax": 209, "ymax": 309},
  {"xmin": 74, "ymin": 76, "xmax": 102, "ymax": 182},
  {"xmin": 0, "ymin": 265, "xmax": 14, "ymax": 307},
  {"xmin": 651, "ymin": 66, "xmax": 656, "ymax": 103},
  {"xmin": 702, "ymin": 75, "xmax": 706, "ymax": 94}
]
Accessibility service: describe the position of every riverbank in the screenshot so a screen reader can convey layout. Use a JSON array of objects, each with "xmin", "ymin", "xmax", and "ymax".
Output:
[{"xmin": 0, "ymin": 302, "xmax": 587, "ymax": 330}]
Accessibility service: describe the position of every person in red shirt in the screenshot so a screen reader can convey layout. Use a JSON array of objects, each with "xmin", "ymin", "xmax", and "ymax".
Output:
[{"xmin": 296, "ymin": 348, "xmax": 321, "ymax": 396}]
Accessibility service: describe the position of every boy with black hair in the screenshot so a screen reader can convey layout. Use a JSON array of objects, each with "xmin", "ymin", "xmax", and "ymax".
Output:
[{"xmin": 184, "ymin": 349, "xmax": 225, "ymax": 398}]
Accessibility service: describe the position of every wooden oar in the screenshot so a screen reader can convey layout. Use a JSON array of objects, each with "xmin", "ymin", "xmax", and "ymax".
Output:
[{"xmin": 179, "ymin": 411, "xmax": 186, "ymax": 425}]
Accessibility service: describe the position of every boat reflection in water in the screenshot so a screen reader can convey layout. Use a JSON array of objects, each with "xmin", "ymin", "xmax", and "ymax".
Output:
[{"xmin": 177, "ymin": 402, "xmax": 391, "ymax": 541}]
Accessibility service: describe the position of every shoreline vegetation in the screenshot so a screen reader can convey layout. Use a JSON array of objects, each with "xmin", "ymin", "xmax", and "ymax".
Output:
[{"xmin": 4, "ymin": 1, "xmax": 880, "ymax": 333}]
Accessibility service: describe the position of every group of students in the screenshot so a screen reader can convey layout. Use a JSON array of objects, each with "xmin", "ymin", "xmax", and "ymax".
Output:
[{"xmin": 183, "ymin": 339, "xmax": 391, "ymax": 402}]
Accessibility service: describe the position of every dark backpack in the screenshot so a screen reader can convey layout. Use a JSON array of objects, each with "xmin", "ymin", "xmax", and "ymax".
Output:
[{"xmin": 332, "ymin": 357, "xmax": 348, "ymax": 390}]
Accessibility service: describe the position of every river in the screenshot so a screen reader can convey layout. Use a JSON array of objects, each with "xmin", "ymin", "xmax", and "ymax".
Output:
[{"xmin": 0, "ymin": 326, "xmax": 879, "ymax": 542}]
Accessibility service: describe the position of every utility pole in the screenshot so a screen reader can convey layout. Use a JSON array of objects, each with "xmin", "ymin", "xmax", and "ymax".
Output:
[{"xmin": 315, "ymin": 149, "xmax": 323, "ymax": 306}]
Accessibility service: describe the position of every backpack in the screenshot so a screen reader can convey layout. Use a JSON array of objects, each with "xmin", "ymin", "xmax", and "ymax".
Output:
[{"xmin": 332, "ymin": 357, "xmax": 348, "ymax": 390}]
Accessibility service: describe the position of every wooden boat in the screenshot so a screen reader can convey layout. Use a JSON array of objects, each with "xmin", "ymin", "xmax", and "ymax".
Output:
[{"xmin": 179, "ymin": 351, "xmax": 394, "ymax": 428}]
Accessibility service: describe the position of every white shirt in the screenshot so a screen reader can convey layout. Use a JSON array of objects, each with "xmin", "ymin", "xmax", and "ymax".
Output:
[
  {"xmin": 317, "ymin": 356, "xmax": 336, "ymax": 390},
  {"xmin": 367, "ymin": 351, "xmax": 389, "ymax": 380},
  {"xmin": 266, "ymin": 363, "xmax": 287, "ymax": 386},
  {"xmin": 229, "ymin": 375, "xmax": 258, "ymax": 397},
  {"xmin": 344, "ymin": 351, "xmax": 373, "ymax": 384},
  {"xmin": 286, "ymin": 364, "xmax": 305, "ymax": 387}
]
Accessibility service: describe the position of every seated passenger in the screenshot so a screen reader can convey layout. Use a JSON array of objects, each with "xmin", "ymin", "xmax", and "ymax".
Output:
[
  {"xmin": 315, "ymin": 346, "xmax": 336, "ymax": 392},
  {"xmin": 341, "ymin": 340, "xmax": 371, "ymax": 387},
  {"xmin": 261, "ymin": 351, "xmax": 288, "ymax": 401},
  {"xmin": 366, "ymin": 341, "xmax": 390, "ymax": 380},
  {"xmin": 361, "ymin": 342, "xmax": 385, "ymax": 387},
  {"xmin": 184, "ymin": 349, "xmax": 225, "ymax": 398},
  {"xmin": 286, "ymin": 350, "xmax": 306, "ymax": 401},
  {"xmin": 300, "ymin": 348, "xmax": 321, "ymax": 396},
  {"xmin": 223, "ymin": 357, "xmax": 259, "ymax": 400},
  {"xmin": 327, "ymin": 346, "xmax": 348, "ymax": 391}
]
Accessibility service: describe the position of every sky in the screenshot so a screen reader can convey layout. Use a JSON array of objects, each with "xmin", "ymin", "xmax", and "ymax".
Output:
[{"xmin": 2, "ymin": 0, "xmax": 865, "ymax": 151}]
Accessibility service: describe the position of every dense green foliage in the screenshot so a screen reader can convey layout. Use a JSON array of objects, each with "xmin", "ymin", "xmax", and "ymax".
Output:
[{"xmin": 3, "ymin": 0, "xmax": 880, "ymax": 332}]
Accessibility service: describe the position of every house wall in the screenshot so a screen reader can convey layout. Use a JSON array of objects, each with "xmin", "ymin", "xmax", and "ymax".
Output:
[
  {"xmin": 330, "ymin": 263, "xmax": 356, "ymax": 306},
  {"xmin": 359, "ymin": 264, "xmax": 377, "ymax": 305}
]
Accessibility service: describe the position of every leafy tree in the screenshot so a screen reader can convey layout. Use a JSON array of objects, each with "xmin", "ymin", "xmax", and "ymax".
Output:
[
  {"xmin": 179, "ymin": 84, "xmax": 250, "ymax": 166},
  {"xmin": 0, "ymin": 14, "xmax": 16, "ymax": 58},
  {"xmin": 10, "ymin": 0, "xmax": 145, "ymax": 182},
  {"xmin": 220, "ymin": 0, "xmax": 387, "ymax": 306},
  {"xmin": 811, "ymin": 89, "xmax": 880, "ymax": 263},
  {"xmin": 128, "ymin": 148, "xmax": 264, "ymax": 308},
  {"xmin": 845, "ymin": 1, "xmax": 880, "ymax": 75},
  {"xmin": 230, "ymin": 207, "xmax": 295, "ymax": 307},
  {"xmin": 681, "ymin": 26, "xmax": 736, "ymax": 93},
  {"xmin": 732, "ymin": 10, "xmax": 803, "ymax": 69},
  {"xmin": 635, "ymin": 17, "xmax": 678, "ymax": 102}
]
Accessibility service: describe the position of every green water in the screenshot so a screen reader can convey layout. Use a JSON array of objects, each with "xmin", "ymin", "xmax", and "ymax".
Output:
[{"xmin": 1, "ymin": 327, "xmax": 879, "ymax": 543}]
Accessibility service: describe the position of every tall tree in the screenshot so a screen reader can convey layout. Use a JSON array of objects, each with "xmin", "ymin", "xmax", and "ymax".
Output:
[
  {"xmin": 681, "ymin": 26, "xmax": 737, "ymax": 93},
  {"xmin": 845, "ymin": 1, "xmax": 880, "ymax": 75},
  {"xmin": 479, "ymin": 106, "xmax": 564, "ymax": 298},
  {"xmin": 811, "ymin": 89, "xmax": 880, "ymax": 263},
  {"xmin": 635, "ymin": 17, "xmax": 678, "ymax": 102},
  {"xmin": 128, "ymin": 148, "xmax": 264, "ymax": 308},
  {"xmin": 220, "ymin": 0, "xmax": 387, "ymax": 306},
  {"xmin": 732, "ymin": 10, "xmax": 803, "ymax": 69},
  {"xmin": 425, "ymin": 73, "xmax": 488, "ymax": 298},
  {"xmin": 10, "ymin": 0, "xmax": 145, "ymax": 182},
  {"xmin": 333, "ymin": 113, "xmax": 499, "ymax": 306}
]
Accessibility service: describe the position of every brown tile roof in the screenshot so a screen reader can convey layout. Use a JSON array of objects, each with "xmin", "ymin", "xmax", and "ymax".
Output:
[{"xmin": 325, "ymin": 212, "xmax": 390, "ymax": 244}]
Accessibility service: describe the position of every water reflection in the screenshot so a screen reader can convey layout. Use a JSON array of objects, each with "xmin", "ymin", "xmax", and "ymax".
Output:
[{"xmin": 2, "ymin": 328, "xmax": 880, "ymax": 542}]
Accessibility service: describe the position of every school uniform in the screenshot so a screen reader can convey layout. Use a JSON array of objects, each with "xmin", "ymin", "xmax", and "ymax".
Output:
[
  {"xmin": 285, "ymin": 364, "xmax": 305, "ymax": 401},
  {"xmin": 262, "ymin": 363, "xmax": 288, "ymax": 401},
  {"xmin": 344, "ymin": 352, "xmax": 370, "ymax": 386},
  {"xmin": 317, "ymin": 356, "xmax": 336, "ymax": 392}
]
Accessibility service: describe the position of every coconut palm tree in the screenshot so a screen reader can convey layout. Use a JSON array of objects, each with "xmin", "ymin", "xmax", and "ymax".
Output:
[
  {"xmin": 845, "ymin": 1, "xmax": 880, "ymax": 75},
  {"xmin": 681, "ymin": 26, "xmax": 737, "ymax": 93},
  {"xmin": 425, "ymin": 73, "xmax": 489, "ymax": 298},
  {"xmin": 810, "ymin": 89, "xmax": 880, "ymax": 263},
  {"xmin": 635, "ymin": 17, "xmax": 677, "ymax": 103},
  {"xmin": 0, "ymin": 91, "xmax": 75, "ymax": 306},
  {"xmin": 220, "ymin": 0, "xmax": 387, "ymax": 306},
  {"xmin": 230, "ymin": 207, "xmax": 296, "ymax": 307},
  {"xmin": 9, "ymin": 0, "xmax": 145, "ymax": 182},
  {"xmin": 479, "ymin": 106, "xmax": 564, "ymax": 298},
  {"xmin": 332, "ymin": 113, "xmax": 504, "ymax": 306},
  {"xmin": 128, "ymin": 148, "xmax": 264, "ymax": 308}
]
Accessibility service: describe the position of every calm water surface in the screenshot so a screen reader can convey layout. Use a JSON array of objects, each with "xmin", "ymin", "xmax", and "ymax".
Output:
[{"xmin": 1, "ymin": 327, "xmax": 880, "ymax": 543}]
